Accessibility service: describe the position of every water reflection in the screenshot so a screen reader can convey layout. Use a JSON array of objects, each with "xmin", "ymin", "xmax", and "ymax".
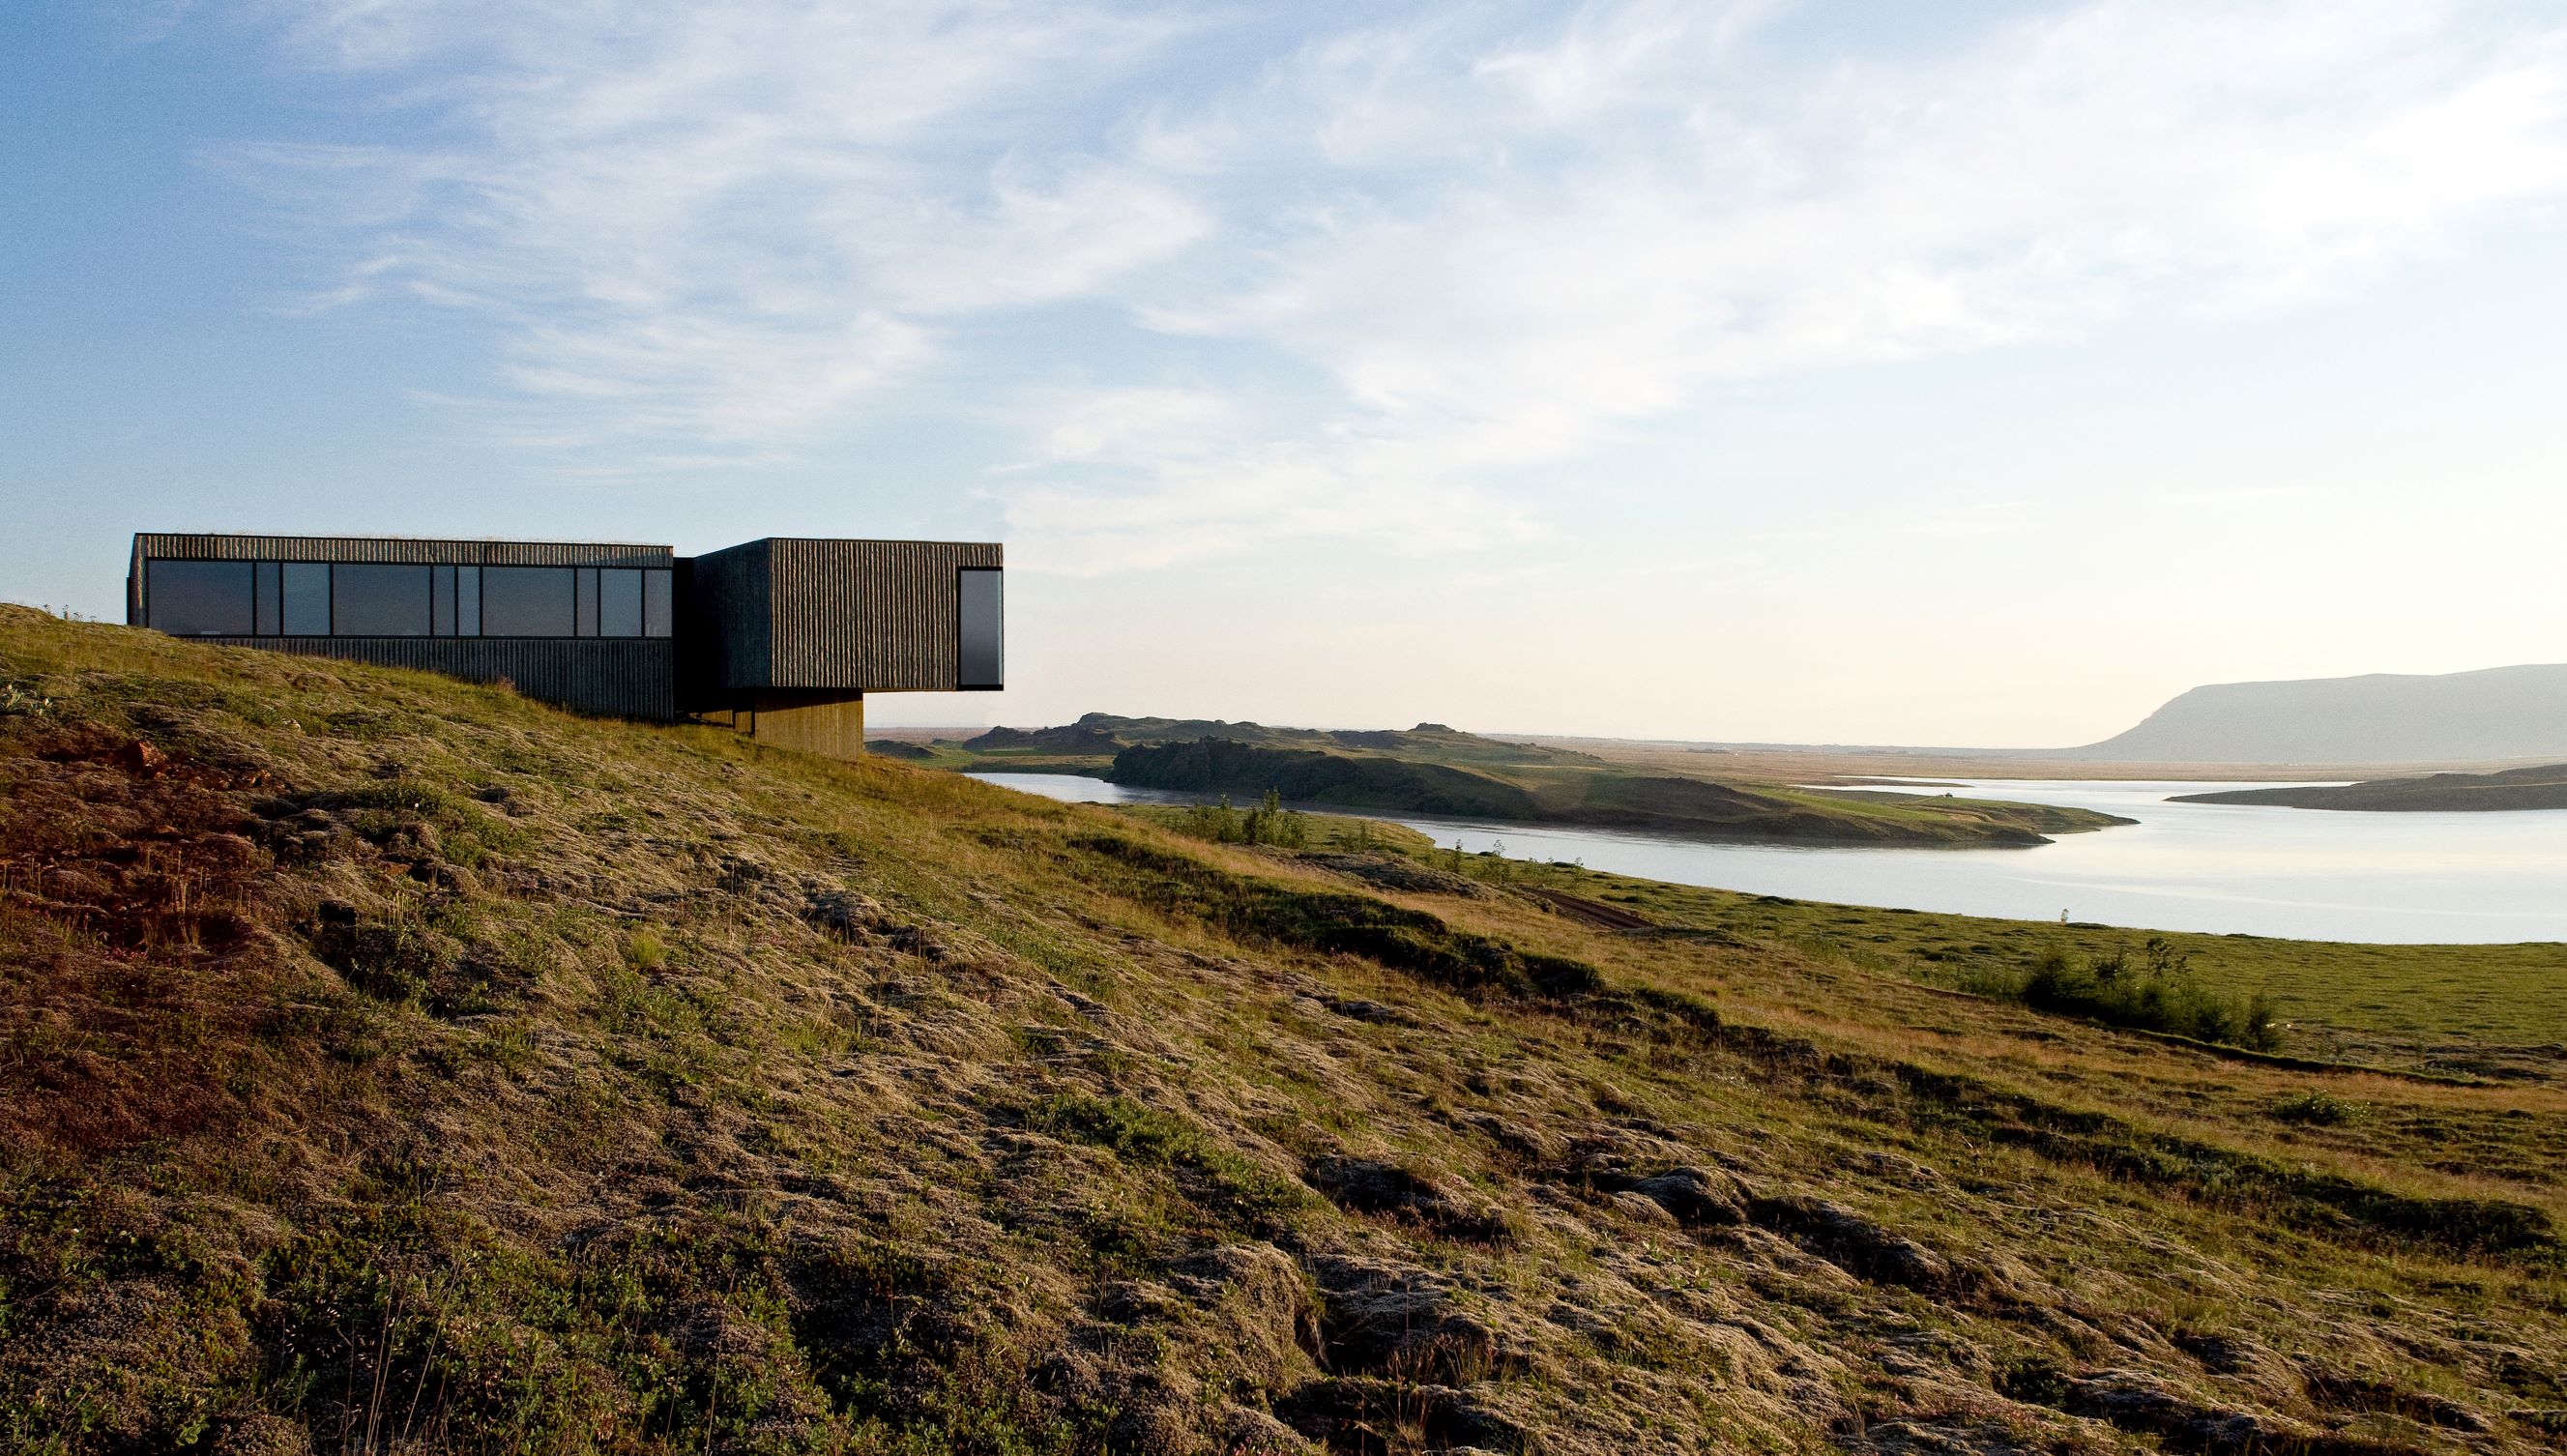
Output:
[{"xmin": 965, "ymin": 772, "xmax": 2567, "ymax": 945}]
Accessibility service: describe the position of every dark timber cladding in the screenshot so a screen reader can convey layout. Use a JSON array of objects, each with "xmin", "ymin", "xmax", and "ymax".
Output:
[
  {"xmin": 129, "ymin": 531, "xmax": 1003, "ymax": 752},
  {"xmin": 231, "ymin": 638, "xmax": 675, "ymax": 720},
  {"xmin": 131, "ymin": 534, "xmax": 680, "ymax": 720},
  {"xmin": 686, "ymin": 538, "xmax": 1003, "ymax": 694}
]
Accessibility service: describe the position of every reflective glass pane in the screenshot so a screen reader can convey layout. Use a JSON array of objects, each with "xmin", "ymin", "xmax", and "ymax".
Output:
[
  {"xmin": 431, "ymin": 566, "xmax": 456, "ymax": 637},
  {"xmin": 254, "ymin": 563, "xmax": 281, "ymax": 635},
  {"xmin": 282, "ymin": 564, "xmax": 331, "ymax": 635},
  {"xmin": 642, "ymin": 569, "xmax": 672, "ymax": 639},
  {"xmin": 599, "ymin": 568, "xmax": 643, "ymax": 637},
  {"xmin": 575, "ymin": 568, "xmax": 598, "ymax": 637},
  {"xmin": 147, "ymin": 561, "xmax": 253, "ymax": 636},
  {"xmin": 958, "ymin": 568, "xmax": 1003, "ymax": 688},
  {"xmin": 333, "ymin": 564, "xmax": 432, "ymax": 636},
  {"xmin": 456, "ymin": 567, "xmax": 481, "ymax": 636},
  {"xmin": 481, "ymin": 567, "xmax": 574, "ymax": 636}
]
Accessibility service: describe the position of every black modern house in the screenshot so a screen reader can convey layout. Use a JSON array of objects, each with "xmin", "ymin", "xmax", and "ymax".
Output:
[{"xmin": 127, "ymin": 533, "xmax": 1002, "ymax": 759}]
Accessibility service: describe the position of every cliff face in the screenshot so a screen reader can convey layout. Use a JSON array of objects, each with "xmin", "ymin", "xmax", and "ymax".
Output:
[
  {"xmin": 2074, "ymin": 662, "xmax": 2567, "ymax": 764},
  {"xmin": 4, "ymin": 606, "xmax": 2564, "ymax": 1455}
]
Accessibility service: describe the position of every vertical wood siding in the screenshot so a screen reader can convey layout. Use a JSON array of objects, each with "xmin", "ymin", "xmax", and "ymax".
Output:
[
  {"xmin": 201, "ymin": 637, "xmax": 676, "ymax": 718},
  {"xmin": 765, "ymin": 539, "xmax": 1002, "ymax": 691},
  {"xmin": 684, "ymin": 540, "xmax": 773, "ymax": 696}
]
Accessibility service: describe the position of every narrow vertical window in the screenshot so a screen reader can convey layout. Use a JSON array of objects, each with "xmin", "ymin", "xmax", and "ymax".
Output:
[
  {"xmin": 254, "ymin": 563, "xmax": 281, "ymax": 635},
  {"xmin": 958, "ymin": 568, "xmax": 1003, "ymax": 688},
  {"xmin": 456, "ymin": 567, "xmax": 481, "ymax": 636},
  {"xmin": 642, "ymin": 569, "xmax": 672, "ymax": 639},
  {"xmin": 599, "ymin": 568, "xmax": 643, "ymax": 637},
  {"xmin": 282, "ymin": 564, "xmax": 330, "ymax": 635},
  {"xmin": 575, "ymin": 568, "xmax": 599, "ymax": 637},
  {"xmin": 431, "ymin": 566, "xmax": 456, "ymax": 637}
]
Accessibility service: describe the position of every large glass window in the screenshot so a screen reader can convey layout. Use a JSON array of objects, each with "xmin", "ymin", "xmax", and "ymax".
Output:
[
  {"xmin": 958, "ymin": 568, "xmax": 1003, "ymax": 688},
  {"xmin": 598, "ymin": 568, "xmax": 643, "ymax": 637},
  {"xmin": 333, "ymin": 564, "xmax": 432, "ymax": 636},
  {"xmin": 147, "ymin": 561, "xmax": 253, "ymax": 636},
  {"xmin": 149, "ymin": 556, "xmax": 666, "ymax": 640},
  {"xmin": 254, "ymin": 563, "xmax": 281, "ymax": 635},
  {"xmin": 481, "ymin": 567, "xmax": 575, "ymax": 636},
  {"xmin": 282, "ymin": 564, "xmax": 331, "ymax": 634},
  {"xmin": 642, "ymin": 568, "xmax": 672, "ymax": 638}
]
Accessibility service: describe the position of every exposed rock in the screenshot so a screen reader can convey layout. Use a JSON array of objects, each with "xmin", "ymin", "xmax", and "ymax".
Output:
[
  {"xmin": 1631, "ymin": 1166, "xmax": 1748, "ymax": 1227},
  {"xmin": 1608, "ymin": 1190, "xmax": 1680, "ymax": 1227},
  {"xmin": 1842, "ymin": 1416, "xmax": 2059, "ymax": 1455},
  {"xmin": 1174, "ymin": 1242, "xmax": 1323, "ymax": 1387},
  {"xmin": 1308, "ymin": 1255, "xmax": 1514, "ymax": 1384},
  {"xmin": 1749, "ymin": 1195, "xmax": 1951, "ymax": 1291},
  {"xmin": 2059, "ymin": 1368, "xmax": 2307, "ymax": 1451},
  {"xmin": 1320, "ymin": 995, "xmax": 1413, "ymax": 1025},
  {"xmin": 2301, "ymin": 1367, "xmax": 2494, "ymax": 1433},
  {"xmin": 801, "ymin": 886, "xmax": 883, "ymax": 940},
  {"xmin": 1216, "ymin": 1404, "xmax": 1319, "ymax": 1454},
  {"xmin": 115, "ymin": 740, "xmax": 169, "ymax": 775},
  {"xmin": 1306, "ymin": 1156, "xmax": 1518, "ymax": 1242},
  {"xmin": 2173, "ymin": 1331, "xmax": 2282, "ymax": 1380},
  {"xmin": 1277, "ymin": 1377, "xmax": 1533, "ymax": 1455}
]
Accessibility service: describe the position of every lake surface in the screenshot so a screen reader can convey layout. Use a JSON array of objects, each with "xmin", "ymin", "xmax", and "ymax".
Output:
[{"xmin": 966, "ymin": 772, "xmax": 2567, "ymax": 944}]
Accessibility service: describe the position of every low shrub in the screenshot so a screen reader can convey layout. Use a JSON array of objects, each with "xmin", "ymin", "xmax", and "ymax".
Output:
[
  {"xmin": 1068, "ymin": 834, "xmax": 1604, "ymax": 1002},
  {"xmin": 2270, "ymin": 1091, "xmax": 2372, "ymax": 1125},
  {"xmin": 2012, "ymin": 939, "xmax": 2281, "ymax": 1051}
]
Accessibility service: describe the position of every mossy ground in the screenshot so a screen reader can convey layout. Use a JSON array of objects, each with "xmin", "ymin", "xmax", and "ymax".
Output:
[{"xmin": 4, "ymin": 605, "xmax": 2565, "ymax": 1455}]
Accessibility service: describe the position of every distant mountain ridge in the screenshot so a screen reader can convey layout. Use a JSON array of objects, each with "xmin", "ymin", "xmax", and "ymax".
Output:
[{"xmin": 2072, "ymin": 663, "xmax": 2567, "ymax": 764}]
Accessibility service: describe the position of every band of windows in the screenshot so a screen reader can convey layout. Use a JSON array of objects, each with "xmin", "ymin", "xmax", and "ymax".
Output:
[{"xmin": 144, "ymin": 561, "xmax": 673, "ymax": 640}]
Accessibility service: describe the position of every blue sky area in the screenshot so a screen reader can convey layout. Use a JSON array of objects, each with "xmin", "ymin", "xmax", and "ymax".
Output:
[{"xmin": 6, "ymin": 1, "xmax": 2565, "ymax": 743}]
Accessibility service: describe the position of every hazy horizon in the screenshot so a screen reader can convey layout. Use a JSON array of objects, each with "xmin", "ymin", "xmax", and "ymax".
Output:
[{"xmin": 9, "ymin": 2, "xmax": 2566, "ymax": 745}]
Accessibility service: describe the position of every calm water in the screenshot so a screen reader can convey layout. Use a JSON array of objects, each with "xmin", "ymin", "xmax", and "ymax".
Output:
[{"xmin": 967, "ymin": 772, "xmax": 2567, "ymax": 944}]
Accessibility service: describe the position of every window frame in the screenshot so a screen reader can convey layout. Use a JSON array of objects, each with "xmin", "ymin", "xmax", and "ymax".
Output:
[
  {"xmin": 956, "ymin": 567, "xmax": 1003, "ymax": 690},
  {"xmin": 145, "ymin": 557, "xmax": 674, "ymax": 641}
]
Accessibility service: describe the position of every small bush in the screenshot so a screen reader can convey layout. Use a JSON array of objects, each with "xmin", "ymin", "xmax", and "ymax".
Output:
[
  {"xmin": 626, "ymin": 925, "xmax": 666, "ymax": 971},
  {"xmin": 2012, "ymin": 939, "xmax": 2281, "ymax": 1051},
  {"xmin": 1172, "ymin": 789, "xmax": 1310, "ymax": 848},
  {"xmin": 2271, "ymin": 1091, "xmax": 2371, "ymax": 1125}
]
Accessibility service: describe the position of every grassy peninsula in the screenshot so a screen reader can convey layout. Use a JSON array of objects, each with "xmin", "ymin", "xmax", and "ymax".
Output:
[
  {"xmin": 2173, "ymin": 764, "xmax": 2567, "ymax": 812},
  {"xmin": 6, "ymin": 607, "xmax": 2567, "ymax": 1455},
  {"xmin": 938, "ymin": 714, "xmax": 2131, "ymax": 846}
]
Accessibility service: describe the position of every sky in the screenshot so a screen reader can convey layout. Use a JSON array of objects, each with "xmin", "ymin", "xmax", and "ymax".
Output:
[{"xmin": 5, "ymin": 0, "xmax": 2566, "ymax": 746}]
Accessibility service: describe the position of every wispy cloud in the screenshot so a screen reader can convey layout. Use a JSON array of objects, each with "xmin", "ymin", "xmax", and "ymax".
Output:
[
  {"xmin": 229, "ymin": 0, "xmax": 2567, "ymax": 568},
  {"xmin": 238, "ymin": 1, "xmax": 1204, "ymax": 452}
]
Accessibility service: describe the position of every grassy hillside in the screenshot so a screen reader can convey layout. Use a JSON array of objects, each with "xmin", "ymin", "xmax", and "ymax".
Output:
[
  {"xmin": 1108, "ymin": 739, "xmax": 2129, "ymax": 846},
  {"xmin": 6, "ymin": 605, "xmax": 2567, "ymax": 1455}
]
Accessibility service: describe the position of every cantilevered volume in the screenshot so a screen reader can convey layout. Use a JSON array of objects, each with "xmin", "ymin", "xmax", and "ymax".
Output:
[{"xmin": 127, "ymin": 533, "xmax": 1001, "ymax": 759}]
